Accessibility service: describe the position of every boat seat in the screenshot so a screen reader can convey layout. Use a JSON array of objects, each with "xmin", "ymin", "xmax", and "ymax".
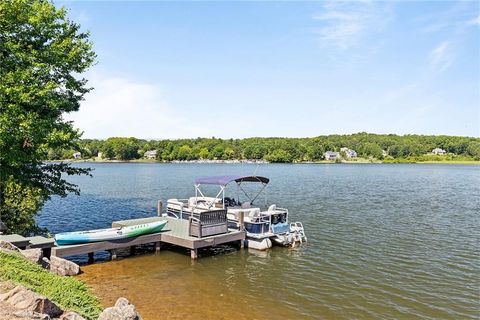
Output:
[
  {"xmin": 188, "ymin": 197, "xmax": 221, "ymax": 208},
  {"xmin": 247, "ymin": 208, "xmax": 261, "ymax": 222},
  {"xmin": 241, "ymin": 202, "xmax": 251, "ymax": 209}
]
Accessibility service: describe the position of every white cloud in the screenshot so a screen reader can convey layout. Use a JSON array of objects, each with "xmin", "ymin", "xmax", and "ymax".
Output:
[
  {"xmin": 64, "ymin": 71, "xmax": 213, "ymax": 139},
  {"xmin": 418, "ymin": 2, "xmax": 479, "ymax": 33},
  {"xmin": 313, "ymin": 1, "xmax": 393, "ymax": 49},
  {"xmin": 429, "ymin": 41, "xmax": 454, "ymax": 73}
]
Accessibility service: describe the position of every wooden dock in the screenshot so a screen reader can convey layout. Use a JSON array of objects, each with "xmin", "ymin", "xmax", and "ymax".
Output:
[
  {"xmin": 51, "ymin": 216, "xmax": 245, "ymax": 260},
  {"xmin": 0, "ymin": 234, "xmax": 55, "ymax": 257}
]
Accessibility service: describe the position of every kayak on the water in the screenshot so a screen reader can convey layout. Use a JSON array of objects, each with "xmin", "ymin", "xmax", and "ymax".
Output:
[{"xmin": 55, "ymin": 220, "xmax": 168, "ymax": 245}]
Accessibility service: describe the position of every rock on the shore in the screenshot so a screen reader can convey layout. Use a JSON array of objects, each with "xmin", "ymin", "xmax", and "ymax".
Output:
[
  {"xmin": 98, "ymin": 297, "xmax": 142, "ymax": 320},
  {"xmin": 48, "ymin": 256, "xmax": 81, "ymax": 276},
  {"xmin": 0, "ymin": 240, "xmax": 20, "ymax": 253},
  {"xmin": 21, "ymin": 248, "xmax": 43, "ymax": 264},
  {"xmin": 13, "ymin": 310, "xmax": 51, "ymax": 320},
  {"xmin": 0, "ymin": 286, "xmax": 63, "ymax": 318},
  {"xmin": 59, "ymin": 311, "xmax": 86, "ymax": 320}
]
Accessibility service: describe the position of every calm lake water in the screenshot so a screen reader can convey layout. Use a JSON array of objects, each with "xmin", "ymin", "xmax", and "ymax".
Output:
[{"xmin": 39, "ymin": 163, "xmax": 480, "ymax": 320}]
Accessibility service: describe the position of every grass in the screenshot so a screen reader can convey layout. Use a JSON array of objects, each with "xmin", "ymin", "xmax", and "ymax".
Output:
[
  {"xmin": 0, "ymin": 251, "xmax": 102, "ymax": 320},
  {"xmin": 383, "ymin": 154, "xmax": 480, "ymax": 164}
]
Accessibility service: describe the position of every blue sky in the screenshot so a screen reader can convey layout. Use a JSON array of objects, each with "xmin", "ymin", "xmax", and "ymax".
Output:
[{"xmin": 60, "ymin": 1, "xmax": 480, "ymax": 139}]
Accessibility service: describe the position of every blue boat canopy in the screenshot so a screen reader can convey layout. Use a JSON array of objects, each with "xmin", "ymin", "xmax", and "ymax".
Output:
[{"xmin": 195, "ymin": 175, "xmax": 269, "ymax": 186}]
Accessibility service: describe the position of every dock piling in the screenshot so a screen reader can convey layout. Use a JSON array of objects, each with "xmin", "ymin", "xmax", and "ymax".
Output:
[
  {"xmin": 155, "ymin": 241, "xmax": 161, "ymax": 253},
  {"xmin": 238, "ymin": 211, "xmax": 245, "ymax": 231},
  {"xmin": 190, "ymin": 249, "xmax": 198, "ymax": 259},
  {"xmin": 157, "ymin": 201, "xmax": 163, "ymax": 216},
  {"xmin": 88, "ymin": 252, "xmax": 94, "ymax": 264}
]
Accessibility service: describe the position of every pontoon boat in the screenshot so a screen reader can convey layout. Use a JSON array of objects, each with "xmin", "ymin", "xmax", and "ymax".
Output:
[{"xmin": 165, "ymin": 175, "xmax": 307, "ymax": 250}]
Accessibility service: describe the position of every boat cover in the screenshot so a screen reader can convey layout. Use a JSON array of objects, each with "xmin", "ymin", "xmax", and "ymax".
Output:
[{"xmin": 195, "ymin": 175, "xmax": 269, "ymax": 185}]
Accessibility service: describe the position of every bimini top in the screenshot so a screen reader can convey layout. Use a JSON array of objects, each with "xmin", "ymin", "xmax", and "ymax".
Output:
[{"xmin": 195, "ymin": 175, "xmax": 269, "ymax": 186}]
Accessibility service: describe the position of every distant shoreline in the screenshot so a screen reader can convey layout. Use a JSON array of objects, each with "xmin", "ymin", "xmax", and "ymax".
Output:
[{"xmin": 45, "ymin": 159, "xmax": 480, "ymax": 165}]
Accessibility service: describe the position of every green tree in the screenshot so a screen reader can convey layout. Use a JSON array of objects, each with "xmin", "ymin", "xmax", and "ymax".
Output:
[
  {"xmin": 212, "ymin": 145, "xmax": 224, "ymax": 159},
  {"xmin": 0, "ymin": 0, "xmax": 95, "ymax": 235},
  {"xmin": 243, "ymin": 143, "xmax": 267, "ymax": 159},
  {"xmin": 305, "ymin": 143, "xmax": 325, "ymax": 161},
  {"xmin": 466, "ymin": 141, "xmax": 480, "ymax": 160},
  {"xmin": 358, "ymin": 142, "xmax": 383, "ymax": 159},
  {"xmin": 264, "ymin": 149, "xmax": 292, "ymax": 163},
  {"xmin": 223, "ymin": 147, "xmax": 235, "ymax": 160},
  {"xmin": 198, "ymin": 147, "xmax": 210, "ymax": 159},
  {"xmin": 177, "ymin": 145, "xmax": 192, "ymax": 160},
  {"xmin": 29, "ymin": 133, "xmax": 480, "ymax": 165},
  {"xmin": 103, "ymin": 137, "xmax": 140, "ymax": 160}
]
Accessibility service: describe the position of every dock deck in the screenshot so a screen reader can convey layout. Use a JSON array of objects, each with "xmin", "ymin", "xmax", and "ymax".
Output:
[
  {"xmin": 52, "ymin": 216, "xmax": 245, "ymax": 260},
  {"xmin": 0, "ymin": 234, "xmax": 55, "ymax": 257},
  {"xmin": 0, "ymin": 234, "xmax": 30, "ymax": 248}
]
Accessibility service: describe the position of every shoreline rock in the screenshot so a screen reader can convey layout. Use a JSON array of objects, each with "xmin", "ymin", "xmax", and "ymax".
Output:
[
  {"xmin": 48, "ymin": 256, "xmax": 81, "ymax": 276},
  {"xmin": 98, "ymin": 298, "xmax": 142, "ymax": 320},
  {"xmin": 21, "ymin": 249, "xmax": 43, "ymax": 264},
  {"xmin": 0, "ymin": 286, "xmax": 63, "ymax": 318},
  {"xmin": 0, "ymin": 240, "xmax": 20, "ymax": 253},
  {"xmin": 1, "ymin": 242, "xmax": 142, "ymax": 319},
  {"xmin": 0, "ymin": 240, "xmax": 81, "ymax": 276}
]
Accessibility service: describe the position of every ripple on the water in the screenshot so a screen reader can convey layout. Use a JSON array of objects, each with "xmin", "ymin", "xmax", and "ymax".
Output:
[{"xmin": 41, "ymin": 163, "xmax": 480, "ymax": 319}]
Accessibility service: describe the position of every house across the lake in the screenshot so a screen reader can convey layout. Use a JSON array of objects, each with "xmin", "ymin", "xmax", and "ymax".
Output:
[
  {"xmin": 324, "ymin": 151, "xmax": 339, "ymax": 161},
  {"xmin": 432, "ymin": 148, "xmax": 447, "ymax": 155},
  {"xmin": 340, "ymin": 147, "xmax": 357, "ymax": 159},
  {"xmin": 73, "ymin": 152, "xmax": 81, "ymax": 159},
  {"xmin": 144, "ymin": 150, "xmax": 157, "ymax": 159}
]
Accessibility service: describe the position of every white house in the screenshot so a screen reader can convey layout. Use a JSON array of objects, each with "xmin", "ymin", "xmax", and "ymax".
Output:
[
  {"xmin": 73, "ymin": 152, "xmax": 81, "ymax": 159},
  {"xmin": 432, "ymin": 148, "xmax": 446, "ymax": 155},
  {"xmin": 340, "ymin": 147, "xmax": 357, "ymax": 159},
  {"xmin": 144, "ymin": 150, "xmax": 157, "ymax": 159},
  {"xmin": 324, "ymin": 151, "xmax": 339, "ymax": 161}
]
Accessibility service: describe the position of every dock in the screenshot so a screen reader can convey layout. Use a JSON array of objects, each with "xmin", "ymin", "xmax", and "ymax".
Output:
[
  {"xmin": 51, "ymin": 216, "xmax": 245, "ymax": 260},
  {"xmin": 0, "ymin": 234, "xmax": 55, "ymax": 257}
]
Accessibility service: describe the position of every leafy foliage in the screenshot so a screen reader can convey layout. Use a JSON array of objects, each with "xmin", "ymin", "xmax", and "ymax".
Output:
[
  {"xmin": 0, "ymin": 251, "xmax": 102, "ymax": 319},
  {"xmin": 2, "ymin": 176, "xmax": 45, "ymax": 234},
  {"xmin": 50, "ymin": 133, "xmax": 480, "ymax": 163},
  {"xmin": 0, "ymin": 0, "xmax": 96, "ymax": 235}
]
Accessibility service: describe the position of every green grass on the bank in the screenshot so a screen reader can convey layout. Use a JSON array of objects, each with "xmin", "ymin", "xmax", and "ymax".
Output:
[
  {"xmin": 0, "ymin": 251, "xmax": 102, "ymax": 320},
  {"xmin": 383, "ymin": 154, "xmax": 480, "ymax": 164}
]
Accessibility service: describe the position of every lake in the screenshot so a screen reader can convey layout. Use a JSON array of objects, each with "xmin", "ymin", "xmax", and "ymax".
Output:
[{"xmin": 39, "ymin": 163, "xmax": 480, "ymax": 319}]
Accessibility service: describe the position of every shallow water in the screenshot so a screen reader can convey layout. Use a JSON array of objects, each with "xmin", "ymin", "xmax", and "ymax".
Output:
[{"xmin": 40, "ymin": 163, "xmax": 480, "ymax": 319}]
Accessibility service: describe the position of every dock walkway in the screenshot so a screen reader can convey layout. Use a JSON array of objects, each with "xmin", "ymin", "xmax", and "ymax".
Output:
[
  {"xmin": 52, "ymin": 216, "xmax": 245, "ymax": 260},
  {"xmin": 0, "ymin": 234, "xmax": 55, "ymax": 257}
]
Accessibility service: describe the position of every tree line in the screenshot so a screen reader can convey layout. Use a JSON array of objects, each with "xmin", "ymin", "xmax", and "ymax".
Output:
[
  {"xmin": 47, "ymin": 133, "xmax": 480, "ymax": 162},
  {"xmin": 1, "ymin": 0, "xmax": 478, "ymax": 237}
]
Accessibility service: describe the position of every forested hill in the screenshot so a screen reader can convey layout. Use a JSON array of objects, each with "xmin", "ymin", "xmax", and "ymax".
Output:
[{"xmin": 46, "ymin": 133, "xmax": 480, "ymax": 163}]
